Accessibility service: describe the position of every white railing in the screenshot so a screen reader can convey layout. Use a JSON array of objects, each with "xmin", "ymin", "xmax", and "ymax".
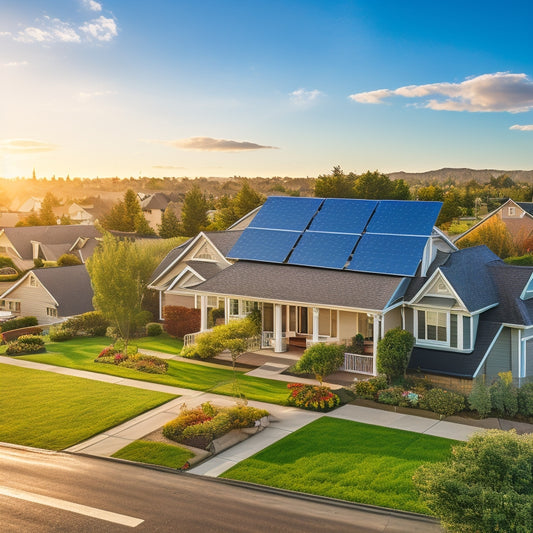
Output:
[
  {"xmin": 246, "ymin": 335, "xmax": 262, "ymax": 351},
  {"xmin": 183, "ymin": 329, "xmax": 212, "ymax": 347},
  {"xmin": 343, "ymin": 352, "xmax": 374, "ymax": 375},
  {"xmin": 262, "ymin": 331, "xmax": 274, "ymax": 348}
]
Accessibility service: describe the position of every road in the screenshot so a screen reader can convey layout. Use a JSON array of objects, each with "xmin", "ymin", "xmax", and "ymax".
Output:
[{"xmin": 0, "ymin": 445, "xmax": 442, "ymax": 532}]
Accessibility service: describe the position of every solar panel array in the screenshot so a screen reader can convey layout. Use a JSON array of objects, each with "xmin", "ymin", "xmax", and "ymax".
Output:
[{"xmin": 227, "ymin": 196, "xmax": 442, "ymax": 277}]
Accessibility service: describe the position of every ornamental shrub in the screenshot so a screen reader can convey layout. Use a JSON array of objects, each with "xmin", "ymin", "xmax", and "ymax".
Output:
[
  {"xmin": 376, "ymin": 386, "xmax": 404, "ymax": 406},
  {"xmin": 16, "ymin": 334, "xmax": 45, "ymax": 347},
  {"xmin": 145, "ymin": 322, "xmax": 163, "ymax": 336},
  {"xmin": 468, "ymin": 379, "xmax": 493, "ymax": 418},
  {"xmin": 287, "ymin": 383, "xmax": 340, "ymax": 411},
  {"xmin": 62, "ymin": 311, "xmax": 110, "ymax": 337},
  {"xmin": 5, "ymin": 335, "xmax": 46, "ymax": 355},
  {"xmin": 1, "ymin": 316, "xmax": 38, "ymax": 333},
  {"xmin": 294, "ymin": 343, "xmax": 345, "ymax": 385},
  {"xmin": 491, "ymin": 371, "xmax": 518, "ymax": 417},
  {"xmin": 57, "ymin": 253, "xmax": 82, "ymax": 266},
  {"xmin": 163, "ymin": 305, "xmax": 200, "ymax": 338},
  {"xmin": 48, "ymin": 326, "xmax": 75, "ymax": 342},
  {"xmin": 376, "ymin": 328, "xmax": 415, "ymax": 382},
  {"xmin": 353, "ymin": 375, "xmax": 388, "ymax": 399},
  {"xmin": 518, "ymin": 382, "xmax": 533, "ymax": 418},
  {"xmin": 414, "ymin": 430, "xmax": 533, "ymax": 533},
  {"xmin": 424, "ymin": 388, "xmax": 465, "ymax": 417}
]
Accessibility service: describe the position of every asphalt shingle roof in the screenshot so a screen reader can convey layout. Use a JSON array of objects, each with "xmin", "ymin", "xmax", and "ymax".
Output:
[
  {"xmin": 32, "ymin": 264, "xmax": 94, "ymax": 317},
  {"xmin": 192, "ymin": 261, "xmax": 404, "ymax": 311},
  {"xmin": 408, "ymin": 320, "xmax": 502, "ymax": 378},
  {"xmin": 184, "ymin": 260, "xmax": 223, "ymax": 281}
]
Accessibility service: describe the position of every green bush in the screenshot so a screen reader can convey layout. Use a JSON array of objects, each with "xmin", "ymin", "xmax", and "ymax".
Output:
[
  {"xmin": 491, "ymin": 371, "xmax": 518, "ymax": 417},
  {"xmin": 347, "ymin": 333, "xmax": 365, "ymax": 354},
  {"xmin": 423, "ymin": 388, "xmax": 465, "ymax": 417},
  {"xmin": 145, "ymin": 322, "xmax": 163, "ymax": 336},
  {"xmin": 468, "ymin": 379, "xmax": 493, "ymax": 418},
  {"xmin": 376, "ymin": 328, "xmax": 415, "ymax": 382},
  {"xmin": 504, "ymin": 254, "xmax": 533, "ymax": 266},
  {"xmin": 294, "ymin": 343, "xmax": 344, "ymax": 385},
  {"xmin": 62, "ymin": 311, "xmax": 110, "ymax": 337},
  {"xmin": 287, "ymin": 383, "xmax": 340, "ymax": 411},
  {"xmin": 48, "ymin": 326, "xmax": 75, "ymax": 342},
  {"xmin": 1, "ymin": 316, "xmax": 38, "ymax": 333},
  {"xmin": 57, "ymin": 253, "xmax": 82, "ymax": 266},
  {"xmin": 377, "ymin": 386, "xmax": 404, "ymax": 406},
  {"xmin": 33, "ymin": 258, "xmax": 44, "ymax": 268},
  {"xmin": 518, "ymin": 382, "xmax": 533, "ymax": 418},
  {"xmin": 414, "ymin": 430, "xmax": 533, "ymax": 533},
  {"xmin": 5, "ymin": 335, "xmax": 46, "ymax": 356},
  {"xmin": 353, "ymin": 375, "xmax": 388, "ymax": 400}
]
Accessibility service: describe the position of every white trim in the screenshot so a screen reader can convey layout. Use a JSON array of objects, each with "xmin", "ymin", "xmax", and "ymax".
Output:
[
  {"xmin": 0, "ymin": 270, "xmax": 59, "ymax": 307},
  {"xmin": 409, "ymin": 268, "xmax": 468, "ymax": 311},
  {"xmin": 167, "ymin": 265, "xmax": 206, "ymax": 291},
  {"xmin": 227, "ymin": 206, "xmax": 261, "ymax": 230},
  {"xmin": 520, "ymin": 272, "xmax": 533, "ymax": 301},
  {"xmin": 431, "ymin": 226, "xmax": 458, "ymax": 251},
  {"xmin": 0, "ymin": 229, "xmax": 22, "ymax": 259},
  {"xmin": 472, "ymin": 324, "xmax": 505, "ymax": 378}
]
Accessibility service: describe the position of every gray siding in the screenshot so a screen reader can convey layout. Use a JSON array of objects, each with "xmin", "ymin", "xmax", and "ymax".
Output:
[
  {"xmin": 526, "ymin": 339, "xmax": 533, "ymax": 377},
  {"xmin": 404, "ymin": 307, "xmax": 414, "ymax": 334},
  {"xmin": 483, "ymin": 328, "xmax": 511, "ymax": 381}
]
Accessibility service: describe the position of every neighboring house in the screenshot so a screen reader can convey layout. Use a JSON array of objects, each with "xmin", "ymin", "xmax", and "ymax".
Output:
[
  {"xmin": 139, "ymin": 193, "xmax": 170, "ymax": 231},
  {"xmin": 14, "ymin": 197, "xmax": 43, "ymax": 213},
  {"xmin": 0, "ymin": 264, "xmax": 94, "ymax": 324},
  {"xmin": 455, "ymin": 198, "xmax": 533, "ymax": 246},
  {"xmin": 150, "ymin": 196, "xmax": 533, "ymax": 392},
  {"xmin": 53, "ymin": 203, "xmax": 94, "ymax": 225},
  {"xmin": 0, "ymin": 225, "xmax": 101, "ymax": 271},
  {"xmin": 0, "ymin": 212, "xmax": 23, "ymax": 228}
]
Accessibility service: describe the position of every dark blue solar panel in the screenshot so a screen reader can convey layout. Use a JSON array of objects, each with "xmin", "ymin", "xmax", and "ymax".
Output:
[
  {"xmin": 288, "ymin": 232, "xmax": 360, "ymax": 269},
  {"xmin": 347, "ymin": 234, "xmax": 429, "ymax": 276},
  {"xmin": 227, "ymin": 228, "xmax": 300, "ymax": 263},
  {"xmin": 249, "ymin": 196, "xmax": 323, "ymax": 231},
  {"xmin": 309, "ymin": 199, "xmax": 377, "ymax": 234},
  {"xmin": 365, "ymin": 201, "xmax": 442, "ymax": 236}
]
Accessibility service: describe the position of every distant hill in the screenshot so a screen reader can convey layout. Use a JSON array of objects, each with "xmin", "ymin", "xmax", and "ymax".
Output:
[{"xmin": 388, "ymin": 168, "xmax": 533, "ymax": 184}]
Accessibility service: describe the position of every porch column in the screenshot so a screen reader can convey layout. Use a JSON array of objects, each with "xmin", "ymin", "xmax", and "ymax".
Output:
[
  {"xmin": 200, "ymin": 295, "xmax": 208, "ymax": 332},
  {"xmin": 224, "ymin": 297, "xmax": 230, "ymax": 325},
  {"xmin": 372, "ymin": 313, "xmax": 380, "ymax": 376},
  {"xmin": 312, "ymin": 307, "xmax": 320, "ymax": 343},
  {"xmin": 274, "ymin": 303, "xmax": 283, "ymax": 352}
]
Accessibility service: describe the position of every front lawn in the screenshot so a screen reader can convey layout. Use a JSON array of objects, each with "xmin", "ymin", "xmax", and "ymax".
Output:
[
  {"xmin": 13, "ymin": 337, "xmax": 291, "ymax": 405},
  {"xmin": 134, "ymin": 333, "xmax": 184, "ymax": 355},
  {"xmin": 0, "ymin": 364, "xmax": 176, "ymax": 450},
  {"xmin": 112, "ymin": 440, "xmax": 193, "ymax": 469},
  {"xmin": 222, "ymin": 417, "xmax": 456, "ymax": 514}
]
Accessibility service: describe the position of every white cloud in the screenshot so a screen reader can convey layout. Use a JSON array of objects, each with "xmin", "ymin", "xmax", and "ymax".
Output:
[
  {"xmin": 15, "ymin": 16, "xmax": 81, "ymax": 43},
  {"xmin": 510, "ymin": 124, "xmax": 533, "ymax": 131},
  {"xmin": 78, "ymin": 89, "xmax": 117, "ymax": 101},
  {"xmin": 150, "ymin": 137, "xmax": 279, "ymax": 152},
  {"xmin": 0, "ymin": 139, "xmax": 58, "ymax": 153},
  {"xmin": 3, "ymin": 61, "xmax": 28, "ymax": 67},
  {"xmin": 79, "ymin": 16, "xmax": 117, "ymax": 42},
  {"xmin": 350, "ymin": 73, "xmax": 533, "ymax": 113},
  {"xmin": 290, "ymin": 88, "xmax": 323, "ymax": 106},
  {"xmin": 81, "ymin": 0, "xmax": 102, "ymax": 12}
]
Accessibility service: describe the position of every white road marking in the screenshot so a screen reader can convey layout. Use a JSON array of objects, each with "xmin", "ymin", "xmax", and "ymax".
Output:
[{"xmin": 0, "ymin": 485, "xmax": 144, "ymax": 527}]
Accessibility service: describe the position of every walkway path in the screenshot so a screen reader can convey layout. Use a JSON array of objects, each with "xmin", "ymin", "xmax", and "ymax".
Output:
[{"xmin": 1, "ymin": 355, "xmax": 491, "ymax": 478}]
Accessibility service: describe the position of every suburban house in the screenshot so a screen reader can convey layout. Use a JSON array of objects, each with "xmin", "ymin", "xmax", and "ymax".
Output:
[
  {"xmin": 139, "ymin": 193, "xmax": 170, "ymax": 231},
  {"xmin": 53, "ymin": 203, "xmax": 95, "ymax": 225},
  {"xmin": 455, "ymin": 198, "xmax": 533, "ymax": 247},
  {"xmin": 0, "ymin": 264, "xmax": 94, "ymax": 324},
  {"xmin": 0, "ymin": 225, "xmax": 101, "ymax": 271},
  {"xmin": 150, "ymin": 196, "xmax": 533, "ymax": 392}
]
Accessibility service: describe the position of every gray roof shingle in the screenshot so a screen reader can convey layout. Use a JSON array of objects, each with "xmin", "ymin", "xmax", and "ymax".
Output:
[
  {"xmin": 32, "ymin": 264, "xmax": 94, "ymax": 317},
  {"xmin": 191, "ymin": 261, "xmax": 404, "ymax": 311}
]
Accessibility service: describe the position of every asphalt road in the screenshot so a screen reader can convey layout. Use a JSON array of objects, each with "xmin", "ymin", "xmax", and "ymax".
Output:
[{"xmin": 0, "ymin": 445, "xmax": 442, "ymax": 533}]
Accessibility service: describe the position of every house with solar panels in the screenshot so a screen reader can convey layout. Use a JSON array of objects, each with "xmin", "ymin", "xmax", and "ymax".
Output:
[{"xmin": 149, "ymin": 196, "xmax": 533, "ymax": 392}]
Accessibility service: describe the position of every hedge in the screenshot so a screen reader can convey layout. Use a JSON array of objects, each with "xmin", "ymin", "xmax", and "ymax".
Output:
[
  {"xmin": 163, "ymin": 306, "xmax": 200, "ymax": 338},
  {"xmin": 1, "ymin": 316, "xmax": 38, "ymax": 333}
]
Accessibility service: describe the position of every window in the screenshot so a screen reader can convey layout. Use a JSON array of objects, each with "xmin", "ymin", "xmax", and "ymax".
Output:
[
  {"xmin": 6, "ymin": 300, "xmax": 20, "ymax": 312},
  {"xmin": 417, "ymin": 310, "xmax": 447, "ymax": 342},
  {"xmin": 508, "ymin": 207, "xmax": 516, "ymax": 216},
  {"xmin": 29, "ymin": 275, "xmax": 38, "ymax": 287},
  {"xmin": 0, "ymin": 299, "xmax": 4, "ymax": 308},
  {"xmin": 242, "ymin": 300, "xmax": 259, "ymax": 315},
  {"xmin": 230, "ymin": 299, "xmax": 239, "ymax": 315},
  {"xmin": 46, "ymin": 307, "xmax": 57, "ymax": 317}
]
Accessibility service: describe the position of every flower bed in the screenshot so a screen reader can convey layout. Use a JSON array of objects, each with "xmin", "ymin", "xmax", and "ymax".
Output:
[
  {"xmin": 95, "ymin": 345, "xmax": 168, "ymax": 374},
  {"xmin": 162, "ymin": 402, "xmax": 269, "ymax": 450},
  {"xmin": 5, "ymin": 334, "xmax": 46, "ymax": 356},
  {"xmin": 287, "ymin": 383, "xmax": 340, "ymax": 411}
]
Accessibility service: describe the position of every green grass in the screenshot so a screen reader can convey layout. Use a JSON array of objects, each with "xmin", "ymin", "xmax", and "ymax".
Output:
[
  {"xmin": 133, "ymin": 333, "xmax": 184, "ymax": 355},
  {"xmin": 222, "ymin": 417, "xmax": 456, "ymax": 515},
  {"xmin": 112, "ymin": 440, "xmax": 193, "ymax": 469},
  {"xmin": 0, "ymin": 364, "xmax": 176, "ymax": 450},
  {"xmin": 14, "ymin": 337, "xmax": 291, "ymax": 405}
]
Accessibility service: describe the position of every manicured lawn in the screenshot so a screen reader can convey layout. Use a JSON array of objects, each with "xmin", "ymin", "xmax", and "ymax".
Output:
[
  {"xmin": 0, "ymin": 364, "xmax": 176, "ymax": 450},
  {"xmin": 15, "ymin": 337, "xmax": 291, "ymax": 405},
  {"xmin": 112, "ymin": 440, "xmax": 193, "ymax": 469},
  {"xmin": 134, "ymin": 333, "xmax": 184, "ymax": 355},
  {"xmin": 222, "ymin": 417, "xmax": 456, "ymax": 515}
]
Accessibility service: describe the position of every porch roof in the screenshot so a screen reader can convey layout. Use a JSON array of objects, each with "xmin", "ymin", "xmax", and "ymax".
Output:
[{"xmin": 190, "ymin": 260, "xmax": 405, "ymax": 311}]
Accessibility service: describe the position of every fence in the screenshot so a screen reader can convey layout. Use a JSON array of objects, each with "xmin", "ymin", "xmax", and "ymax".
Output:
[{"xmin": 342, "ymin": 352, "xmax": 374, "ymax": 375}]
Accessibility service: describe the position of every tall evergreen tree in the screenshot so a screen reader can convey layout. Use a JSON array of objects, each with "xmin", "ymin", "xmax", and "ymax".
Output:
[
  {"xmin": 232, "ymin": 181, "xmax": 265, "ymax": 219},
  {"xmin": 123, "ymin": 189, "xmax": 143, "ymax": 231},
  {"xmin": 181, "ymin": 184, "xmax": 208, "ymax": 236},
  {"xmin": 158, "ymin": 207, "xmax": 182, "ymax": 238},
  {"xmin": 314, "ymin": 166, "xmax": 356, "ymax": 198},
  {"xmin": 39, "ymin": 192, "xmax": 58, "ymax": 225}
]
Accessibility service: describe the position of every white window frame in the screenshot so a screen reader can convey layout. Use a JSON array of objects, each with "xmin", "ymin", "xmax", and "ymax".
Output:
[
  {"xmin": 508, "ymin": 207, "xmax": 516, "ymax": 216},
  {"xmin": 46, "ymin": 307, "xmax": 57, "ymax": 317},
  {"xmin": 415, "ymin": 308, "xmax": 449, "ymax": 347}
]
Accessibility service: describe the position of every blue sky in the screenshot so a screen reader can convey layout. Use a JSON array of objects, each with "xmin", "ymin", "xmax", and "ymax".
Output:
[{"xmin": 1, "ymin": 0, "xmax": 533, "ymax": 179}]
